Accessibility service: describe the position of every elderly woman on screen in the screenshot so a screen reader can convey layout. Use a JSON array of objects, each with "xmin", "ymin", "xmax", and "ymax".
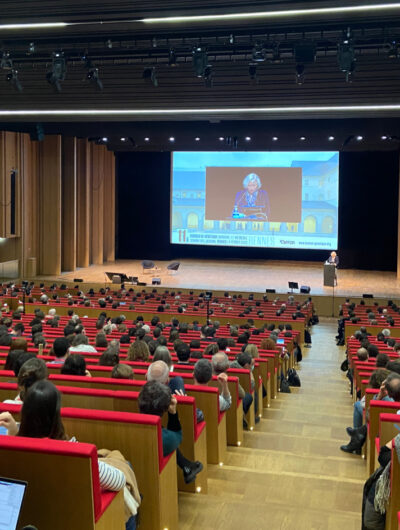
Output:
[{"xmin": 233, "ymin": 173, "xmax": 270, "ymax": 220}]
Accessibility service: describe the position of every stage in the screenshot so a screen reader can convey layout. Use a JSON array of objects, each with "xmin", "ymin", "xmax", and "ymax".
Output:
[{"xmin": 42, "ymin": 258, "xmax": 400, "ymax": 300}]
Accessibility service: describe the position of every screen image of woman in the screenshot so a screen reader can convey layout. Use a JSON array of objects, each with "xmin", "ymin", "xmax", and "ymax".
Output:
[{"xmin": 232, "ymin": 173, "xmax": 270, "ymax": 220}]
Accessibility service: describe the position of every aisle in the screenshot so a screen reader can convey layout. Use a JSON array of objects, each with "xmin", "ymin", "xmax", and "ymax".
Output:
[{"xmin": 178, "ymin": 318, "xmax": 367, "ymax": 529}]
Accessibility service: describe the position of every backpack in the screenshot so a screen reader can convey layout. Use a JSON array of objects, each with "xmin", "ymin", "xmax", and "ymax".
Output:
[
  {"xmin": 304, "ymin": 329, "xmax": 312, "ymax": 344},
  {"xmin": 280, "ymin": 377, "xmax": 291, "ymax": 393},
  {"xmin": 294, "ymin": 345, "xmax": 302, "ymax": 363},
  {"xmin": 287, "ymin": 368, "xmax": 301, "ymax": 387}
]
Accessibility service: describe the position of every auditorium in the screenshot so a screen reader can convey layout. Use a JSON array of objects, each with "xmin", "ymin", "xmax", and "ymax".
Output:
[{"xmin": 2, "ymin": 1, "xmax": 400, "ymax": 529}]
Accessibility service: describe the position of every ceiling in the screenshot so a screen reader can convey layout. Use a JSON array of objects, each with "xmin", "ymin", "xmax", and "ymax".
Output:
[{"xmin": 1, "ymin": 1, "xmax": 400, "ymax": 124}]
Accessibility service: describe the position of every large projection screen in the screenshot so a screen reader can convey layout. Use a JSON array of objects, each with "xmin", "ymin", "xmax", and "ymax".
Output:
[{"xmin": 171, "ymin": 151, "xmax": 339, "ymax": 250}]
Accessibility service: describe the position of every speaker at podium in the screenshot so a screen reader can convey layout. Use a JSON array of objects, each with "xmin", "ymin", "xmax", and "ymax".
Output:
[{"xmin": 323, "ymin": 262, "xmax": 336, "ymax": 287}]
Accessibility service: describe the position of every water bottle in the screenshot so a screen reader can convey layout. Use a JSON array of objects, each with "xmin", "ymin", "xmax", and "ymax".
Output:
[{"xmin": 232, "ymin": 205, "xmax": 239, "ymax": 218}]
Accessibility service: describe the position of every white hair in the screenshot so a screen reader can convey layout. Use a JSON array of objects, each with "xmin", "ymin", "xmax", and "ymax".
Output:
[
  {"xmin": 382, "ymin": 328, "xmax": 391, "ymax": 337},
  {"xmin": 243, "ymin": 173, "xmax": 261, "ymax": 189},
  {"xmin": 147, "ymin": 360, "xmax": 170, "ymax": 384}
]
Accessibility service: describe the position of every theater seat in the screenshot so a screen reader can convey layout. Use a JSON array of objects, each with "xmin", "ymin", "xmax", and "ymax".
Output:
[{"xmin": 0, "ymin": 434, "xmax": 125, "ymax": 530}]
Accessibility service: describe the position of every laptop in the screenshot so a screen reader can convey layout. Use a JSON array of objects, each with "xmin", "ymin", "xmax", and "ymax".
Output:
[
  {"xmin": 0, "ymin": 477, "xmax": 27, "ymax": 530},
  {"xmin": 276, "ymin": 338, "xmax": 285, "ymax": 345}
]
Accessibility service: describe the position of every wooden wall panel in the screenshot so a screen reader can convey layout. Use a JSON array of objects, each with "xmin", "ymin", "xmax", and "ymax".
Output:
[
  {"xmin": 103, "ymin": 150, "xmax": 115, "ymax": 263},
  {"xmin": 0, "ymin": 132, "xmax": 20, "ymax": 238},
  {"xmin": 61, "ymin": 137, "xmax": 77, "ymax": 272},
  {"xmin": 38, "ymin": 135, "xmax": 62, "ymax": 276},
  {"xmin": 90, "ymin": 143, "xmax": 105, "ymax": 265},
  {"xmin": 20, "ymin": 134, "xmax": 39, "ymax": 277},
  {"xmin": 76, "ymin": 139, "xmax": 90, "ymax": 268}
]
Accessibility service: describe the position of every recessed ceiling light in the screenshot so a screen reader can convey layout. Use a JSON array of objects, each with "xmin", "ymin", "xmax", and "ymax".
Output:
[
  {"xmin": 101, "ymin": 137, "xmax": 108, "ymax": 142},
  {"xmin": 219, "ymin": 136, "xmax": 224, "ymax": 141},
  {"xmin": 120, "ymin": 137, "xmax": 127, "ymax": 142},
  {"xmin": 245, "ymin": 136, "xmax": 251, "ymax": 141},
  {"xmin": 300, "ymin": 136, "xmax": 306, "ymax": 141},
  {"xmin": 328, "ymin": 135, "xmax": 335, "ymax": 141},
  {"xmin": 144, "ymin": 137, "xmax": 150, "ymax": 141},
  {"xmin": 381, "ymin": 135, "xmax": 388, "ymax": 140},
  {"xmin": 195, "ymin": 137, "xmax": 200, "ymax": 141},
  {"xmin": 272, "ymin": 136, "xmax": 278, "ymax": 141},
  {"xmin": 356, "ymin": 135, "xmax": 363, "ymax": 141},
  {"xmin": 169, "ymin": 137, "xmax": 175, "ymax": 142}
]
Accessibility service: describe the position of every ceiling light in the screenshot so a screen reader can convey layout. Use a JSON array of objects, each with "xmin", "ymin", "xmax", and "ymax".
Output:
[
  {"xmin": 106, "ymin": 39, "xmax": 113, "ymax": 49},
  {"xmin": 101, "ymin": 137, "xmax": 108, "ymax": 142},
  {"xmin": 28, "ymin": 42, "xmax": 35, "ymax": 54},
  {"xmin": 142, "ymin": 67, "xmax": 158, "ymax": 87},
  {"xmin": 46, "ymin": 51, "xmax": 66, "ymax": 92},
  {"xmin": 245, "ymin": 136, "xmax": 251, "ymax": 141},
  {"xmin": 120, "ymin": 137, "xmax": 127, "ymax": 142},
  {"xmin": 356, "ymin": 135, "xmax": 363, "ymax": 141},
  {"xmin": 272, "ymin": 136, "xmax": 278, "ymax": 141},
  {"xmin": 169, "ymin": 137, "xmax": 175, "ymax": 142},
  {"xmin": 141, "ymin": 4, "xmax": 400, "ymax": 24},
  {"xmin": 300, "ymin": 136, "xmax": 306, "ymax": 141},
  {"xmin": 219, "ymin": 136, "xmax": 224, "ymax": 141},
  {"xmin": 381, "ymin": 135, "xmax": 388, "ymax": 140},
  {"xmin": 0, "ymin": 22, "xmax": 68, "ymax": 30},
  {"xmin": 4, "ymin": 104, "xmax": 400, "ymax": 117},
  {"xmin": 6, "ymin": 69, "xmax": 23, "ymax": 92},
  {"xmin": 144, "ymin": 137, "xmax": 150, "ymax": 141},
  {"xmin": 328, "ymin": 135, "xmax": 335, "ymax": 141},
  {"xmin": 195, "ymin": 137, "xmax": 200, "ymax": 141}
]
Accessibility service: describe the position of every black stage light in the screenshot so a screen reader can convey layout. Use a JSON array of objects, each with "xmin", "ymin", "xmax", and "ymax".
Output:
[
  {"xmin": 46, "ymin": 51, "xmax": 66, "ymax": 92},
  {"xmin": 252, "ymin": 42, "xmax": 266, "ymax": 62},
  {"xmin": 249, "ymin": 63, "xmax": 257, "ymax": 80},
  {"xmin": 295, "ymin": 63, "xmax": 305, "ymax": 85}
]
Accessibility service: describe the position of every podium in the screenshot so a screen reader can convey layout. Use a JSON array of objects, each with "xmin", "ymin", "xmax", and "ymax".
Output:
[{"xmin": 323, "ymin": 263, "xmax": 336, "ymax": 287}]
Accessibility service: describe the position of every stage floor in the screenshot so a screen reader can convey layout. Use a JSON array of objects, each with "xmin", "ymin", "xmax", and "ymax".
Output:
[{"xmin": 46, "ymin": 259, "xmax": 400, "ymax": 299}]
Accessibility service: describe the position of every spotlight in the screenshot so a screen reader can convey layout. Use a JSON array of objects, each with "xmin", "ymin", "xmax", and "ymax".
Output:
[
  {"xmin": 169, "ymin": 137, "xmax": 175, "ymax": 142},
  {"xmin": 6, "ymin": 69, "xmax": 22, "ymax": 92},
  {"xmin": 272, "ymin": 136, "xmax": 278, "ymax": 141},
  {"xmin": 300, "ymin": 136, "xmax": 306, "ymax": 141},
  {"xmin": 168, "ymin": 48, "xmax": 177, "ymax": 67},
  {"xmin": 203, "ymin": 65, "xmax": 213, "ymax": 87},
  {"xmin": 295, "ymin": 63, "xmax": 305, "ymax": 85},
  {"xmin": 252, "ymin": 41, "xmax": 266, "ymax": 62},
  {"xmin": 328, "ymin": 135, "xmax": 335, "ymax": 141},
  {"xmin": 28, "ymin": 42, "xmax": 35, "ymax": 54},
  {"xmin": 356, "ymin": 135, "xmax": 363, "ymax": 141},
  {"xmin": 219, "ymin": 136, "xmax": 224, "ymax": 141},
  {"xmin": 144, "ymin": 137, "xmax": 150, "ymax": 141},
  {"xmin": 101, "ymin": 137, "xmax": 108, "ymax": 142},
  {"xmin": 245, "ymin": 136, "xmax": 251, "ymax": 141},
  {"xmin": 85, "ymin": 59, "xmax": 103, "ymax": 90},
  {"xmin": 0, "ymin": 51, "xmax": 13, "ymax": 70},
  {"xmin": 229, "ymin": 34, "xmax": 235, "ymax": 45},
  {"xmin": 381, "ymin": 135, "xmax": 388, "ymax": 140},
  {"xmin": 192, "ymin": 46, "xmax": 208, "ymax": 77},
  {"xmin": 270, "ymin": 43, "xmax": 283, "ymax": 64},
  {"xmin": 248, "ymin": 63, "xmax": 257, "ymax": 81},
  {"xmin": 338, "ymin": 29, "xmax": 356, "ymax": 82},
  {"xmin": 46, "ymin": 51, "xmax": 66, "ymax": 92},
  {"xmin": 386, "ymin": 41, "xmax": 400, "ymax": 59},
  {"xmin": 106, "ymin": 39, "xmax": 113, "ymax": 49},
  {"xmin": 120, "ymin": 137, "xmax": 127, "ymax": 142},
  {"xmin": 142, "ymin": 67, "xmax": 158, "ymax": 87},
  {"xmin": 195, "ymin": 137, "xmax": 200, "ymax": 141},
  {"xmin": 152, "ymin": 37, "xmax": 158, "ymax": 48}
]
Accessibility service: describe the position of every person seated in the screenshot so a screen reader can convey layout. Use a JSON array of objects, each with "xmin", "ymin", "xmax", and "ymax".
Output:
[
  {"xmin": 152, "ymin": 346, "xmax": 173, "ymax": 371},
  {"xmin": 147, "ymin": 360, "xmax": 185, "ymax": 398},
  {"xmin": 0, "ymin": 380, "xmax": 136, "ymax": 529},
  {"xmin": 4, "ymin": 357, "xmax": 48, "ymax": 404},
  {"xmin": 69, "ymin": 333, "xmax": 97, "ymax": 354},
  {"xmin": 194, "ymin": 358, "xmax": 232, "ymax": 412},
  {"xmin": 47, "ymin": 337, "xmax": 70, "ymax": 365},
  {"xmin": 138, "ymin": 381, "xmax": 203, "ymax": 484},
  {"xmin": 341, "ymin": 372, "xmax": 400, "ymax": 454},
  {"xmin": 127, "ymin": 340, "xmax": 150, "ymax": 362},
  {"xmin": 98, "ymin": 347, "xmax": 120, "ymax": 367},
  {"xmin": 175, "ymin": 343, "xmax": 191, "ymax": 365},
  {"xmin": 229, "ymin": 352, "xmax": 256, "ymax": 423},
  {"xmin": 111, "ymin": 364, "xmax": 134, "ymax": 380},
  {"xmin": 61, "ymin": 354, "xmax": 91, "ymax": 377}
]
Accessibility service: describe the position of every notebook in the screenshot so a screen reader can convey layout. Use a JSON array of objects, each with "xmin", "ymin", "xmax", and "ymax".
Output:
[{"xmin": 0, "ymin": 477, "xmax": 27, "ymax": 530}]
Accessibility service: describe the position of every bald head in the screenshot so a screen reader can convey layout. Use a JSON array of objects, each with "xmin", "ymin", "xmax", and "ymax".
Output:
[
  {"xmin": 211, "ymin": 352, "xmax": 229, "ymax": 375},
  {"xmin": 147, "ymin": 360, "xmax": 170, "ymax": 384},
  {"xmin": 386, "ymin": 373, "xmax": 400, "ymax": 402}
]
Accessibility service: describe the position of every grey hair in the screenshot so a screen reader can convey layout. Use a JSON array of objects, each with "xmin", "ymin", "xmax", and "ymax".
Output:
[
  {"xmin": 211, "ymin": 352, "xmax": 230, "ymax": 374},
  {"xmin": 382, "ymin": 328, "xmax": 391, "ymax": 337},
  {"xmin": 243, "ymin": 173, "xmax": 261, "ymax": 189},
  {"xmin": 147, "ymin": 360, "xmax": 170, "ymax": 384}
]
